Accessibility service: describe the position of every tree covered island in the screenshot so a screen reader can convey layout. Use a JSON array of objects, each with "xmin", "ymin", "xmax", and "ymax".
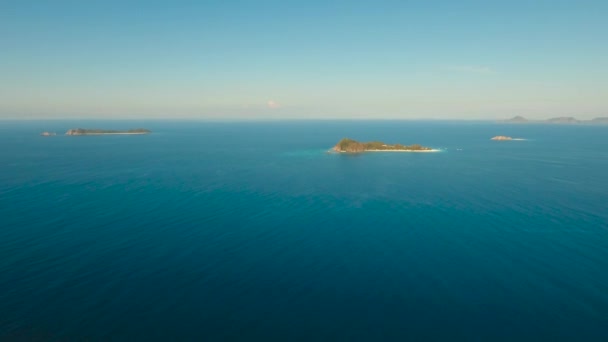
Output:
[
  {"xmin": 332, "ymin": 138, "xmax": 436, "ymax": 153},
  {"xmin": 65, "ymin": 128, "xmax": 151, "ymax": 135}
]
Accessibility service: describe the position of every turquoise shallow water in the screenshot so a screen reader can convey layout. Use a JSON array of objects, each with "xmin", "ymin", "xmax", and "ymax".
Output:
[{"xmin": 1, "ymin": 120, "xmax": 608, "ymax": 340}]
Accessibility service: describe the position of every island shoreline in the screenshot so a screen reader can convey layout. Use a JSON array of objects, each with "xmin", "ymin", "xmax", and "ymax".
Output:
[
  {"xmin": 331, "ymin": 149, "xmax": 442, "ymax": 153},
  {"xmin": 67, "ymin": 133, "xmax": 149, "ymax": 135},
  {"xmin": 64, "ymin": 128, "xmax": 151, "ymax": 136},
  {"xmin": 361, "ymin": 149, "xmax": 441, "ymax": 152}
]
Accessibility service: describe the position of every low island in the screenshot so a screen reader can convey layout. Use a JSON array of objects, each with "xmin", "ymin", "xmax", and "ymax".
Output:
[
  {"xmin": 491, "ymin": 136, "xmax": 513, "ymax": 141},
  {"xmin": 65, "ymin": 128, "xmax": 151, "ymax": 136},
  {"xmin": 332, "ymin": 138, "xmax": 437, "ymax": 153},
  {"xmin": 491, "ymin": 135, "xmax": 526, "ymax": 141}
]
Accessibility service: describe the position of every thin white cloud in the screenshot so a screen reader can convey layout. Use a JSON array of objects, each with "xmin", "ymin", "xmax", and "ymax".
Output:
[
  {"xmin": 267, "ymin": 100, "xmax": 280, "ymax": 109},
  {"xmin": 443, "ymin": 65, "xmax": 496, "ymax": 74}
]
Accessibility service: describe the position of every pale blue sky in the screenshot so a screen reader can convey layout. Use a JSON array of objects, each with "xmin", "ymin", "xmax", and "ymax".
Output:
[{"xmin": 1, "ymin": 0, "xmax": 607, "ymax": 119}]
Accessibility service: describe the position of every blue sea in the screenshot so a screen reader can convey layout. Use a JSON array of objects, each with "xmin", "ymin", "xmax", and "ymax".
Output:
[{"xmin": 1, "ymin": 120, "xmax": 607, "ymax": 340}]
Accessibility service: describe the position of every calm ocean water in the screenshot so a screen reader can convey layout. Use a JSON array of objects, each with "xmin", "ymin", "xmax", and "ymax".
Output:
[{"xmin": 1, "ymin": 120, "xmax": 607, "ymax": 340}]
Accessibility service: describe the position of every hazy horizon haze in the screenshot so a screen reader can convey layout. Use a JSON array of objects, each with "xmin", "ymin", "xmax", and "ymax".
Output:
[{"xmin": 1, "ymin": 1, "xmax": 607, "ymax": 119}]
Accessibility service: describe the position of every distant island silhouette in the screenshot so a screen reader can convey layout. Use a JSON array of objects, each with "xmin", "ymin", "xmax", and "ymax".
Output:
[
  {"xmin": 65, "ymin": 129, "xmax": 151, "ymax": 135},
  {"xmin": 501, "ymin": 116, "xmax": 608, "ymax": 124}
]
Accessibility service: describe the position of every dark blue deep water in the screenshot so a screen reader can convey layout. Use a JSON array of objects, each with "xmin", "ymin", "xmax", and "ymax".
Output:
[{"xmin": 1, "ymin": 121, "xmax": 607, "ymax": 340}]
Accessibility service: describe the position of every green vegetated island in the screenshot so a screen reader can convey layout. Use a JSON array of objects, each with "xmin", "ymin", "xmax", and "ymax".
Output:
[
  {"xmin": 65, "ymin": 128, "xmax": 151, "ymax": 135},
  {"xmin": 332, "ymin": 138, "xmax": 438, "ymax": 153}
]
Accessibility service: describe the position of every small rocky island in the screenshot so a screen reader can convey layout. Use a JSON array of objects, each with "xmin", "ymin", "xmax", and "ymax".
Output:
[
  {"xmin": 491, "ymin": 136, "xmax": 513, "ymax": 141},
  {"xmin": 65, "ymin": 128, "xmax": 151, "ymax": 135},
  {"xmin": 332, "ymin": 138, "xmax": 436, "ymax": 153}
]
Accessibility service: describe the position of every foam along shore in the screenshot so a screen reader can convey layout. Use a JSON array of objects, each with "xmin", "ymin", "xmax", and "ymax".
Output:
[
  {"xmin": 361, "ymin": 149, "xmax": 442, "ymax": 152},
  {"xmin": 331, "ymin": 148, "xmax": 441, "ymax": 153}
]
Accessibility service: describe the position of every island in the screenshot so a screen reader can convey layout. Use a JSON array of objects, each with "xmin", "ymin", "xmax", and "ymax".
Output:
[
  {"xmin": 491, "ymin": 136, "xmax": 513, "ymax": 141},
  {"xmin": 65, "ymin": 128, "xmax": 151, "ymax": 135},
  {"xmin": 500, "ymin": 116, "xmax": 608, "ymax": 125},
  {"xmin": 546, "ymin": 117, "xmax": 580, "ymax": 124},
  {"xmin": 590, "ymin": 117, "xmax": 608, "ymax": 124},
  {"xmin": 332, "ymin": 138, "xmax": 437, "ymax": 153},
  {"xmin": 503, "ymin": 116, "xmax": 529, "ymax": 123}
]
